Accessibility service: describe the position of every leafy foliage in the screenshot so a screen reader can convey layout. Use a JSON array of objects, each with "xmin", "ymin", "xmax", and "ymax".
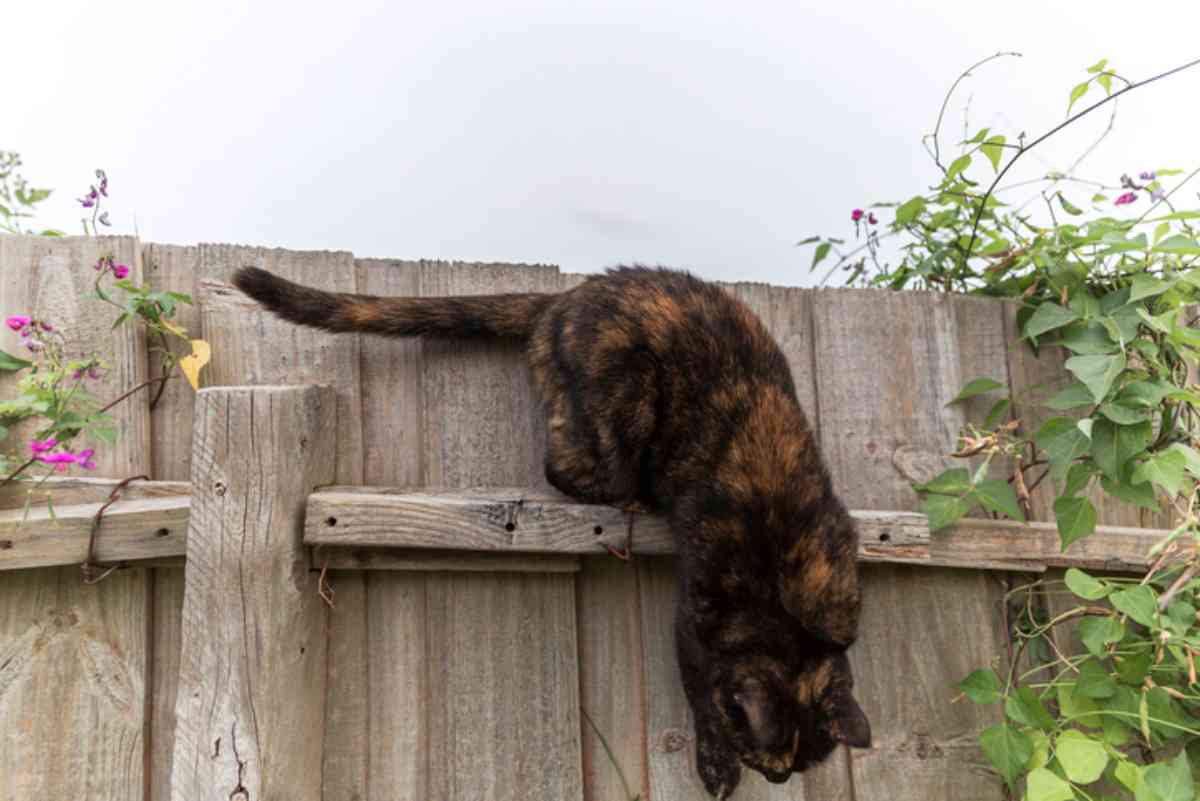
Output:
[{"xmin": 805, "ymin": 55, "xmax": 1200, "ymax": 799}]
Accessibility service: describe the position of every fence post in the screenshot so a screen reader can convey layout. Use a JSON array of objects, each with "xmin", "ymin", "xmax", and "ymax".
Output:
[{"xmin": 170, "ymin": 385, "xmax": 335, "ymax": 801}]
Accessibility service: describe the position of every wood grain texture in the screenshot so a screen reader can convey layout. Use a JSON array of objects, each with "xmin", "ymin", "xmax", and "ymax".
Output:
[
  {"xmin": 0, "ymin": 235, "xmax": 150, "ymax": 476},
  {"xmin": 319, "ymin": 547, "xmax": 580, "ymax": 572},
  {"xmin": 0, "ymin": 476, "xmax": 190, "ymax": 509},
  {"xmin": 150, "ymin": 568, "xmax": 185, "ymax": 801},
  {"xmin": 169, "ymin": 386, "xmax": 335, "ymax": 801},
  {"xmin": 811, "ymin": 288, "xmax": 1007, "ymax": 801},
  {"xmin": 0, "ymin": 495, "xmax": 188, "ymax": 570},
  {"xmin": 0, "ymin": 234, "xmax": 153, "ymax": 801},
  {"xmin": 348, "ymin": 259, "xmax": 585, "ymax": 801},
  {"xmin": 143, "ymin": 243, "xmax": 203, "ymax": 483}
]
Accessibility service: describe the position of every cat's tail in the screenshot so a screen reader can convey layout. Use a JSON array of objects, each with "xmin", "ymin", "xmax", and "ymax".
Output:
[{"xmin": 232, "ymin": 267, "xmax": 554, "ymax": 340}]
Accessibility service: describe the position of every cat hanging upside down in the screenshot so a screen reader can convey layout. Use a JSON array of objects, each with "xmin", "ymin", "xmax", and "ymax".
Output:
[{"xmin": 233, "ymin": 264, "xmax": 871, "ymax": 798}]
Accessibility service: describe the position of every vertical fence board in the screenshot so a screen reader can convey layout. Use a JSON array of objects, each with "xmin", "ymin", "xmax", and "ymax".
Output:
[
  {"xmin": 0, "ymin": 567, "xmax": 147, "ymax": 801},
  {"xmin": 352, "ymin": 260, "xmax": 585, "ymax": 801},
  {"xmin": 0, "ymin": 235, "xmax": 151, "ymax": 801},
  {"xmin": 811, "ymin": 288, "xmax": 1005, "ymax": 801},
  {"xmin": 170, "ymin": 386, "xmax": 334, "ymax": 801}
]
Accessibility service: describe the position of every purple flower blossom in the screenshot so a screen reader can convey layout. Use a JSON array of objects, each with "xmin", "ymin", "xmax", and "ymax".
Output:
[
  {"xmin": 29, "ymin": 437, "xmax": 57, "ymax": 454},
  {"xmin": 867, "ymin": 212, "xmax": 878, "ymax": 225},
  {"xmin": 75, "ymin": 449, "xmax": 97, "ymax": 470},
  {"xmin": 87, "ymin": 365, "xmax": 104, "ymax": 380},
  {"xmin": 96, "ymin": 170, "xmax": 108, "ymax": 197},
  {"xmin": 1140, "ymin": 171, "xmax": 1156, "ymax": 181},
  {"xmin": 24, "ymin": 340, "xmax": 42, "ymax": 352},
  {"xmin": 6, "ymin": 315, "xmax": 30, "ymax": 331},
  {"xmin": 78, "ymin": 196, "xmax": 96, "ymax": 209},
  {"xmin": 111, "ymin": 263, "xmax": 130, "ymax": 280},
  {"xmin": 38, "ymin": 321, "xmax": 52, "ymax": 332},
  {"xmin": 851, "ymin": 208, "xmax": 864, "ymax": 222},
  {"xmin": 1114, "ymin": 192, "xmax": 1137, "ymax": 206}
]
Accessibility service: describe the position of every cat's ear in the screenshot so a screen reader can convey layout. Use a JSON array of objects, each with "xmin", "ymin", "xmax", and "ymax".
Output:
[
  {"xmin": 828, "ymin": 693, "xmax": 871, "ymax": 748},
  {"xmin": 732, "ymin": 678, "xmax": 774, "ymax": 747}
]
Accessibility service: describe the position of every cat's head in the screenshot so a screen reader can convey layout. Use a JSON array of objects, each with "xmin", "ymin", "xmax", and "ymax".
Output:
[{"xmin": 710, "ymin": 649, "xmax": 870, "ymax": 782}]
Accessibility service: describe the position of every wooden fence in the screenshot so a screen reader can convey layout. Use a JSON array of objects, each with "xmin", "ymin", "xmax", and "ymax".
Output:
[{"xmin": 0, "ymin": 235, "xmax": 1171, "ymax": 801}]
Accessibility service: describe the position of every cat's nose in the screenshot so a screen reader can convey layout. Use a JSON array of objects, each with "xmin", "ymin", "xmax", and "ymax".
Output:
[{"xmin": 762, "ymin": 768, "xmax": 791, "ymax": 784}]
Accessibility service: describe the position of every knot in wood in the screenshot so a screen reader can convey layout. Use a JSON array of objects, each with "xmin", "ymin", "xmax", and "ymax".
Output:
[
  {"xmin": 213, "ymin": 481, "xmax": 227, "ymax": 497},
  {"xmin": 891, "ymin": 444, "xmax": 945, "ymax": 485},
  {"xmin": 910, "ymin": 733, "xmax": 942, "ymax": 760},
  {"xmin": 657, "ymin": 728, "xmax": 691, "ymax": 753}
]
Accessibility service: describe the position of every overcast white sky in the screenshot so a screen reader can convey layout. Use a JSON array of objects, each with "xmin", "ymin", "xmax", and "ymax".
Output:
[{"xmin": 9, "ymin": 1, "xmax": 1200, "ymax": 285}]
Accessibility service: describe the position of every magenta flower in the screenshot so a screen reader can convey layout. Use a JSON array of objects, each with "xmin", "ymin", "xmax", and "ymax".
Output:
[
  {"xmin": 867, "ymin": 212, "xmax": 878, "ymax": 225},
  {"xmin": 38, "ymin": 451, "xmax": 76, "ymax": 464},
  {"xmin": 75, "ymin": 449, "xmax": 97, "ymax": 470},
  {"xmin": 78, "ymin": 196, "xmax": 96, "ymax": 208},
  {"xmin": 851, "ymin": 208, "xmax": 865, "ymax": 222},
  {"xmin": 1114, "ymin": 192, "xmax": 1137, "ymax": 206},
  {"xmin": 6, "ymin": 315, "xmax": 30, "ymax": 331},
  {"xmin": 111, "ymin": 263, "xmax": 130, "ymax": 280},
  {"xmin": 29, "ymin": 437, "xmax": 58, "ymax": 454}
]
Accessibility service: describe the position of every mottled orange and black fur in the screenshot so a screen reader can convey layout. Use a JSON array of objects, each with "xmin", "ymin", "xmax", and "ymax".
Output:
[{"xmin": 233, "ymin": 264, "xmax": 870, "ymax": 798}]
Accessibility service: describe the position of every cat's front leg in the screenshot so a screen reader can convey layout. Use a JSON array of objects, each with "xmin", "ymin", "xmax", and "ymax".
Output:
[{"xmin": 695, "ymin": 712, "xmax": 742, "ymax": 800}]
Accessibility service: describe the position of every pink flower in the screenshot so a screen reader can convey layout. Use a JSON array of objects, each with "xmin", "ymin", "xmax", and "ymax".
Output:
[
  {"xmin": 1115, "ymin": 192, "xmax": 1137, "ymax": 206},
  {"xmin": 6, "ymin": 315, "xmax": 30, "ymax": 331},
  {"xmin": 75, "ymin": 449, "xmax": 97, "ymax": 470},
  {"xmin": 851, "ymin": 209, "xmax": 865, "ymax": 222},
  {"xmin": 29, "ymin": 437, "xmax": 57, "ymax": 454},
  {"xmin": 867, "ymin": 212, "xmax": 878, "ymax": 225},
  {"xmin": 38, "ymin": 321, "xmax": 52, "ymax": 332},
  {"xmin": 38, "ymin": 451, "xmax": 77, "ymax": 464},
  {"xmin": 111, "ymin": 263, "xmax": 130, "ymax": 280}
]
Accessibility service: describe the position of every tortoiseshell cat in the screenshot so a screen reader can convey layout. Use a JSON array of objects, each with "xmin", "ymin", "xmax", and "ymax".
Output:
[{"xmin": 233, "ymin": 265, "xmax": 871, "ymax": 797}]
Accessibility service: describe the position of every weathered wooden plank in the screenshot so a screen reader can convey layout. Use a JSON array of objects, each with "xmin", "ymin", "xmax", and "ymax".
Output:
[
  {"xmin": 428, "ymin": 572, "xmax": 584, "ymax": 800},
  {"xmin": 811, "ymin": 288, "xmax": 1007, "ymax": 801},
  {"xmin": 0, "ymin": 234, "xmax": 153, "ymax": 801},
  {"xmin": 319, "ymin": 547, "xmax": 580, "ymax": 572},
  {"xmin": 577, "ymin": 557, "xmax": 648, "ymax": 801},
  {"xmin": 0, "ymin": 235, "xmax": 150, "ymax": 476},
  {"xmin": 170, "ymin": 386, "xmax": 335, "ymax": 801},
  {"xmin": 0, "ymin": 476, "xmax": 189, "ymax": 509},
  {"xmin": 143, "ymin": 243, "xmax": 204, "ymax": 482},
  {"xmin": 0, "ymin": 567, "xmax": 148, "ymax": 801},
  {"xmin": 150, "ymin": 567, "xmax": 185, "ymax": 801},
  {"xmin": 0, "ymin": 495, "xmax": 188, "ymax": 570}
]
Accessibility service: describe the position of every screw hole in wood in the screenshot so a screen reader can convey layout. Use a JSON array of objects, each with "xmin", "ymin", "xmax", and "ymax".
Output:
[{"xmin": 325, "ymin": 517, "xmax": 337, "ymax": 527}]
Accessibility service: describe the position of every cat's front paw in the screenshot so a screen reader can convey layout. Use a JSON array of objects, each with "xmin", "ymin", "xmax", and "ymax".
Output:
[{"xmin": 697, "ymin": 734, "xmax": 742, "ymax": 799}]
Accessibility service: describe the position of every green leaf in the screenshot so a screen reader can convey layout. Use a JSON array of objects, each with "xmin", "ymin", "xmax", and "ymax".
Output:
[
  {"xmin": 914, "ymin": 468, "xmax": 972, "ymax": 495},
  {"xmin": 811, "ymin": 242, "xmax": 832, "ymax": 270},
  {"xmin": 0, "ymin": 350, "xmax": 33, "ymax": 372},
  {"xmin": 1086, "ymin": 58, "xmax": 1109, "ymax": 74},
  {"xmin": 1116, "ymin": 759, "xmax": 1142, "ymax": 792},
  {"xmin": 1079, "ymin": 616, "xmax": 1123, "ymax": 657},
  {"xmin": 1092, "ymin": 419, "xmax": 1153, "ymax": 480},
  {"xmin": 1110, "ymin": 585, "xmax": 1158, "ymax": 627},
  {"xmin": 1023, "ymin": 302, "xmax": 1081, "ymax": 338},
  {"xmin": 1074, "ymin": 658, "xmax": 1117, "ymax": 699},
  {"xmin": 946, "ymin": 154, "xmax": 972, "ymax": 180},
  {"xmin": 1065, "ymin": 352, "xmax": 1126, "ymax": 403},
  {"xmin": 1098, "ymin": 402, "xmax": 1151, "ymax": 425},
  {"xmin": 1130, "ymin": 274, "xmax": 1172, "ymax": 302},
  {"xmin": 958, "ymin": 669, "xmax": 1002, "ymax": 704},
  {"xmin": 979, "ymin": 723, "xmax": 1032, "ymax": 788},
  {"xmin": 971, "ymin": 479, "xmax": 1024, "ymax": 521},
  {"xmin": 1131, "ymin": 449, "xmax": 1187, "ymax": 497},
  {"xmin": 1154, "ymin": 234, "xmax": 1200, "ymax": 255},
  {"xmin": 1005, "ymin": 686, "xmax": 1055, "ymax": 731},
  {"xmin": 1116, "ymin": 650, "xmax": 1153, "ymax": 686},
  {"xmin": 920, "ymin": 493, "xmax": 971, "ymax": 533},
  {"xmin": 1068, "ymin": 80, "xmax": 1091, "ymax": 114},
  {"xmin": 947, "ymin": 377, "xmax": 1003, "ymax": 405},
  {"xmin": 1055, "ymin": 729, "xmax": 1109, "ymax": 784},
  {"xmin": 1027, "ymin": 766, "xmax": 1074, "ymax": 801},
  {"xmin": 895, "ymin": 196, "xmax": 926, "ymax": 225},
  {"xmin": 1057, "ymin": 192, "xmax": 1084, "ymax": 216},
  {"xmin": 1035, "ymin": 417, "xmax": 1091, "ymax": 481},
  {"xmin": 1097, "ymin": 72, "xmax": 1113, "ymax": 95},
  {"xmin": 1046, "ymin": 382, "xmax": 1095, "ymax": 410},
  {"xmin": 1063, "ymin": 462, "xmax": 1095, "ymax": 497},
  {"xmin": 981, "ymin": 136, "xmax": 1005, "ymax": 172},
  {"xmin": 1055, "ymin": 496, "xmax": 1097, "ymax": 548},
  {"xmin": 1167, "ymin": 443, "xmax": 1200, "ymax": 479},
  {"xmin": 1065, "ymin": 568, "xmax": 1111, "ymax": 600},
  {"xmin": 1144, "ymin": 751, "xmax": 1193, "ymax": 801},
  {"xmin": 1061, "ymin": 322, "xmax": 1119, "ymax": 355},
  {"xmin": 984, "ymin": 398, "xmax": 1011, "ymax": 429}
]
